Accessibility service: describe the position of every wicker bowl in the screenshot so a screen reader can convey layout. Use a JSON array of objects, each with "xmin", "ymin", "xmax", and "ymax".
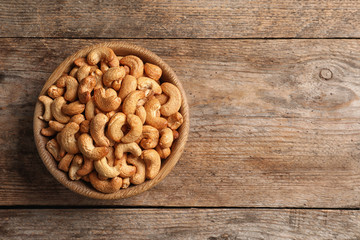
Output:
[{"xmin": 33, "ymin": 42, "xmax": 189, "ymax": 199}]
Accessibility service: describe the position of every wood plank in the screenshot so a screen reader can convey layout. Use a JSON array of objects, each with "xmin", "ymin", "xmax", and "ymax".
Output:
[
  {"xmin": 1, "ymin": 208, "xmax": 360, "ymax": 239},
  {"xmin": 2, "ymin": 39, "xmax": 360, "ymax": 207},
  {"xmin": 0, "ymin": 0, "xmax": 359, "ymax": 38}
]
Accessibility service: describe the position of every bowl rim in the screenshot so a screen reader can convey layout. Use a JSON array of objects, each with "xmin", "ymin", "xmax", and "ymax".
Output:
[{"xmin": 33, "ymin": 41, "xmax": 189, "ymax": 200}]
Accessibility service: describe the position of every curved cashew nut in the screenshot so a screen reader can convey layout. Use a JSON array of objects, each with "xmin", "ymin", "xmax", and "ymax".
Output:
[
  {"xmin": 51, "ymin": 97, "xmax": 70, "ymax": 123},
  {"xmin": 61, "ymin": 101, "xmax": 85, "ymax": 115},
  {"xmin": 49, "ymin": 120, "xmax": 65, "ymax": 132},
  {"xmin": 107, "ymin": 112, "xmax": 126, "ymax": 142},
  {"xmin": 120, "ymin": 55, "xmax": 144, "ymax": 78},
  {"xmin": 160, "ymin": 83, "xmax": 182, "ymax": 116},
  {"xmin": 70, "ymin": 113, "xmax": 85, "ymax": 125},
  {"xmin": 122, "ymin": 177, "xmax": 130, "ymax": 189},
  {"xmin": 144, "ymin": 63, "xmax": 162, "ymax": 82},
  {"xmin": 56, "ymin": 75, "xmax": 79, "ymax": 102},
  {"xmin": 69, "ymin": 155, "xmax": 83, "ymax": 180},
  {"xmin": 80, "ymin": 119, "xmax": 90, "ymax": 133},
  {"xmin": 78, "ymin": 75, "xmax": 96, "ymax": 104},
  {"xmin": 94, "ymin": 157, "xmax": 120, "ymax": 178},
  {"xmin": 140, "ymin": 125, "xmax": 159, "ymax": 149},
  {"xmin": 103, "ymin": 66, "xmax": 126, "ymax": 87},
  {"xmin": 77, "ymin": 133, "xmax": 109, "ymax": 160},
  {"xmin": 118, "ymin": 75, "xmax": 137, "ymax": 100},
  {"xmin": 115, "ymin": 154, "xmax": 136, "ymax": 178},
  {"xmin": 76, "ymin": 156, "xmax": 94, "ymax": 177},
  {"xmin": 121, "ymin": 114, "xmax": 143, "ymax": 143},
  {"xmin": 57, "ymin": 122, "xmax": 79, "ymax": 154},
  {"xmin": 87, "ymin": 47, "xmax": 118, "ymax": 67},
  {"xmin": 92, "ymin": 69, "xmax": 104, "ymax": 90},
  {"xmin": 159, "ymin": 127, "xmax": 173, "ymax": 148},
  {"xmin": 155, "ymin": 145, "xmax": 171, "ymax": 159},
  {"xmin": 58, "ymin": 153, "xmax": 74, "ymax": 172},
  {"xmin": 127, "ymin": 155, "xmax": 146, "ymax": 185},
  {"xmin": 101, "ymin": 60, "xmax": 109, "ymax": 73},
  {"xmin": 167, "ymin": 112, "xmax": 184, "ymax": 130},
  {"xmin": 38, "ymin": 95, "xmax": 53, "ymax": 121},
  {"xmin": 144, "ymin": 97, "xmax": 167, "ymax": 130},
  {"xmin": 89, "ymin": 171, "xmax": 122, "ymax": 194},
  {"xmin": 85, "ymin": 98, "xmax": 96, "ymax": 120},
  {"xmin": 141, "ymin": 149, "xmax": 161, "ymax": 180},
  {"xmin": 90, "ymin": 113, "xmax": 110, "ymax": 147},
  {"xmin": 77, "ymin": 65, "xmax": 98, "ymax": 82},
  {"xmin": 112, "ymin": 80, "xmax": 121, "ymax": 91},
  {"xmin": 69, "ymin": 67, "xmax": 79, "ymax": 77},
  {"xmin": 94, "ymin": 88, "xmax": 121, "ymax": 112},
  {"xmin": 46, "ymin": 139, "xmax": 60, "ymax": 161},
  {"xmin": 155, "ymin": 94, "xmax": 169, "ymax": 105},
  {"xmin": 47, "ymin": 85, "xmax": 64, "ymax": 99},
  {"xmin": 115, "ymin": 142, "xmax": 142, "ymax": 159},
  {"xmin": 41, "ymin": 127, "xmax": 57, "ymax": 137},
  {"xmin": 135, "ymin": 106, "xmax": 146, "ymax": 124},
  {"xmin": 74, "ymin": 57, "xmax": 87, "ymax": 67},
  {"xmin": 137, "ymin": 77, "xmax": 162, "ymax": 95},
  {"xmin": 122, "ymin": 90, "xmax": 145, "ymax": 115}
]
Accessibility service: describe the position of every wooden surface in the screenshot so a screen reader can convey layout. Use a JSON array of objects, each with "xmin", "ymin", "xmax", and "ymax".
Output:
[{"xmin": 1, "ymin": 0, "xmax": 360, "ymax": 239}]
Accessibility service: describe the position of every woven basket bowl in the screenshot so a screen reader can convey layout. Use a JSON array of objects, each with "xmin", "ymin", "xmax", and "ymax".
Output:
[{"xmin": 33, "ymin": 42, "xmax": 189, "ymax": 199}]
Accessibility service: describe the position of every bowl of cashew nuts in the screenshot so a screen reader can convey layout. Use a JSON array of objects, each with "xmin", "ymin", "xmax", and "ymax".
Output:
[{"xmin": 33, "ymin": 42, "xmax": 189, "ymax": 199}]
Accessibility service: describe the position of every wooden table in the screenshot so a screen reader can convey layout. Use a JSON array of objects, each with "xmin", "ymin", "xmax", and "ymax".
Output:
[{"xmin": 1, "ymin": 1, "xmax": 360, "ymax": 239}]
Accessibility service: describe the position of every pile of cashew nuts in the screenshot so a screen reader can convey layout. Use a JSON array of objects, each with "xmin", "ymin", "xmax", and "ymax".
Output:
[{"xmin": 38, "ymin": 46, "xmax": 183, "ymax": 194}]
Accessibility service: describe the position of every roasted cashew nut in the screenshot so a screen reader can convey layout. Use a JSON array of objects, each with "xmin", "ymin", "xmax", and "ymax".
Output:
[
  {"xmin": 140, "ymin": 125, "xmax": 159, "ymax": 149},
  {"xmin": 41, "ymin": 127, "xmax": 57, "ymax": 136},
  {"xmin": 57, "ymin": 122, "xmax": 80, "ymax": 154},
  {"xmin": 141, "ymin": 149, "xmax": 161, "ymax": 180},
  {"xmin": 49, "ymin": 120, "xmax": 65, "ymax": 132},
  {"xmin": 70, "ymin": 113, "xmax": 85, "ymax": 125},
  {"xmin": 118, "ymin": 75, "xmax": 137, "ymax": 100},
  {"xmin": 46, "ymin": 138, "xmax": 61, "ymax": 161},
  {"xmin": 74, "ymin": 57, "xmax": 87, "ymax": 67},
  {"xmin": 69, "ymin": 155, "xmax": 83, "ymax": 180},
  {"xmin": 107, "ymin": 112, "xmax": 126, "ymax": 142},
  {"xmin": 122, "ymin": 90, "xmax": 146, "ymax": 115},
  {"xmin": 76, "ymin": 156, "xmax": 94, "ymax": 177},
  {"xmin": 167, "ymin": 112, "xmax": 184, "ymax": 130},
  {"xmin": 160, "ymin": 83, "xmax": 182, "ymax": 117},
  {"xmin": 94, "ymin": 88, "xmax": 121, "ymax": 112},
  {"xmin": 58, "ymin": 153, "xmax": 74, "ymax": 172},
  {"xmin": 38, "ymin": 95, "xmax": 53, "ymax": 121},
  {"xmin": 114, "ymin": 142, "xmax": 142, "ymax": 159},
  {"xmin": 56, "ymin": 75, "xmax": 79, "ymax": 102},
  {"xmin": 94, "ymin": 157, "xmax": 120, "ymax": 178},
  {"xmin": 135, "ymin": 106, "xmax": 146, "ymax": 124},
  {"xmin": 92, "ymin": 69, "xmax": 104, "ymax": 90},
  {"xmin": 69, "ymin": 67, "xmax": 79, "ymax": 77},
  {"xmin": 144, "ymin": 97, "xmax": 167, "ymax": 130},
  {"xmin": 155, "ymin": 145, "xmax": 171, "ymax": 159},
  {"xmin": 120, "ymin": 55, "xmax": 144, "ymax": 78},
  {"xmin": 144, "ymin": 63, "xmax": 162, "ymax": 82},
  {"xmin": 127, "ymin": 155, "xmax": 146, "ymax": 185},
  {"xmin": 77, "ymin": 65, "xmax": 98, "ymax": 82},
  {"xmin": 89, "ymin": 171, "xmax": 122, "ymax": 194},
  {"xmin": 137, "ymin": 77, "xmax": 162, "ymax": 95},
  {"xmin": 115, "ymin": 154, "xmax": 136, "ymax": 178},
  {"xmin": 103, "ymin": 66, "xmax": 126, "ymax": 87},
  {"xmin": 80, "ymin": 120, "xmax": 90, "ymax": 133},
  {"xmin": 85, "ymin": 98, "xmax": 96, "ymax": 120},
  {"xmin": 61, "ymin": 101, "xmax": 85, "ymax": 116},
  {"xmin": 51, "ymin": 97, "xmax": 70, "ymax": 124},
  {"xmin": 77, "ymin": 133, "xmax": 109, "ymax": 160},
  {"xmin": 87, "ymin": 47, "xmax": 119, "ymax": 67},
  {"xmin": 159, "ymin": 127, "xmax": 173, "ymax": 148},
  {"xmin": 90, "ymin": 113, "xmax": 110, "ymax": 147},
  {"xmin": 121, "ymin": 114, "xmax": 143, "ymax": 143},
  {"xmin": 78, "ymin": 75, "xmax": 96, "ymax": 104},
  {"xmin": 121, "ymin": 178, "xmax": 130, "ymax": 189},
  {"xmin": 155, "ymin": 94, "xmax": 169, "ymax": 105},
  {"xmin": 47, "ymin": 85, "xmax": 64, "ymax": 99}
]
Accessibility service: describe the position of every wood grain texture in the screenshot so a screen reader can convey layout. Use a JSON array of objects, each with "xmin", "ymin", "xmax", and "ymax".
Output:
[
  {"xmin": 1, "ymin": 208, "xmax": 360, "ymax": 239},
  {"xmin": 0, "ymin": 0, "xmax": 359, "ymax": 38},
  {"xmin": 2, "ymin": 39, "xmax": 360, "ymax": 207}
]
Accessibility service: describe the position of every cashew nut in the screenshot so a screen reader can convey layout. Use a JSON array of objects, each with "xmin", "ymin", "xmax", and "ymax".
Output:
[
  {"xmin": 76, "ymin": 156, "xmax": 94, "ymax": 177},
  {"xmin": 160, "ymin": 83, "xmax": 182, "ymax": 116},
  {"xmin": 85, "ymin": 98, "xmax": 96, "ymax": 120},
  {"xmin": 155, "ymin": 94, "xmax": 169, "ymax": 105},
  {"xmin": 57, "ymin": 122, "xmax": 79, "ymax": 154},
  {"xmin": 49, "ymin": 120, "xmax": 65, "ymax": 132},
  {"xmin": 127, "ymin": 155, "xmax": 146, "ymax": 185},
  {"xmin": 47, "ymin": 85, "xmax": 64, "ymax": 99},
  {"xmin": 56, "ymin": 75, "xmax": 79, "ymax": 102},
  {"xmin": 70, "ymin": 113, "xmax": 85, "ymax": 125},
  {"xmin": 167, "ymin": 112, "xmax": 184, "ymax": 130},
  {"xmin": 135, "ymin": 106, "xmax": 146, "ymax": 124},
  {"xmin": 87, "ymin": 47, "xmax": 118, "ymax": 67},
  {"xmin": 101, "ymin": 60, "xmax": 109, "ymax": 73},
  {"xmin": 94, "ymin": 157, "xmax": 120, "ymax": 178},
  {"xmin": 92, "ymin": 69, "xmax": 104, "ymax": 90},
  {"xmin": 77, "ymin": 133, "xmax": 109, "ymax": 160},
  {"xmin": 38, "ymin": 95, "xmax": 53, "ymax": 121},
  {"xmin": 74, "ymin": 57, "xmax": 87, "ymax": 67},
  {"xmin": 107, "ymin": 112, "xmax": 126, "ymax": 142},
  {"xmin": 122, "ymin": 90, "xmax": 145, "ymax": 115},
  {"xmin": 155, "ymin": 145, "xmax": 171, "ymax": 159},
  {"xmin": 141, "ymin": 149, "xmax": 161, "ymax": 180},
  {"xmin": 46, "ymin": 138, "xmax": 61, "ymax": 161},
  {"xmin": 172, "ymin": 129, "xmax": 179, "ymax": 139},
  {"xmin": 112, "ymin": 80, "xmax": 121, "ymax": 91},
  {"xmin": 41, "ymin": 127, "xmax": 57, "ymax": 136},
  {"xmin": 121, "ymin": 114, "xmax": 143, "ymax": 143},
  {"xmin": 121, "ymin": 177, "xmax": 130, "ymax": 189},
  {"xmin": 69, "ymin": 67, "xmax": 79, "ymax": 78},
  {"xmin": 144, "ymin": 63, "xmax": 162, "ymax": 82},
  {"xmin": 144, "ymin": 97, "xmax": 167, "ymax": 130},
  {"xmin": 118, "ymin": 75, "xmax": 137, "ymax": 100},
  {"xmin": 114, "ymin": 154, "xmax": 136, "ymax": 178},
  {"xmin": 115, "ymin": 142, "xmax": 142, "ymax": 159},
  {"xmin": 90, "ymin": 113, "xmax": 110, "ymax": 147},
  {"xmin": 58, "ymin": 153, "xmax": 74, "ymax": 172},
  {"xmin": 77, "ymin": 65, "xmax": 98, "ymax": 82},
  {"xmin": 51, "ymin": 97, "xmax": 70, "ymax": 124},
  {"xmin": 137, "ymin": 77, "xmax": 162, "ymax": 95},
  {"xmin": 89, "ymin": 171, "xmax": 122, "ymax": 194},
  {"xmin": 159, "ymin": 128, "xmax": 173, "ymax": 148},
  {"xmin": 78, "ymin": 75, "xmax": 96, "ymax": 104},
  {"xmin": 103, "ymin": 66, "xmax": 126, "ymax": 87},
  {"xmin": 69, "ymin": 155, "xmax": 83, "ymax": 180},
  {"xmin": 80, "ymin": 119, "xmax": 90, "ymax": 133},
  {"xmin": 94, "ymin": 88, "xmax": 121, "ymax": 112},
  {"xmin": 140, "ymin": 125, "xmax": 159, "ymax": 149},
  {"xmin": 61, "ymin": 101, "xmax": 85, "ymax": 116},
  {"xmin": 120, "ymin": 55, "xmax": 144, "ymax": 78}
]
